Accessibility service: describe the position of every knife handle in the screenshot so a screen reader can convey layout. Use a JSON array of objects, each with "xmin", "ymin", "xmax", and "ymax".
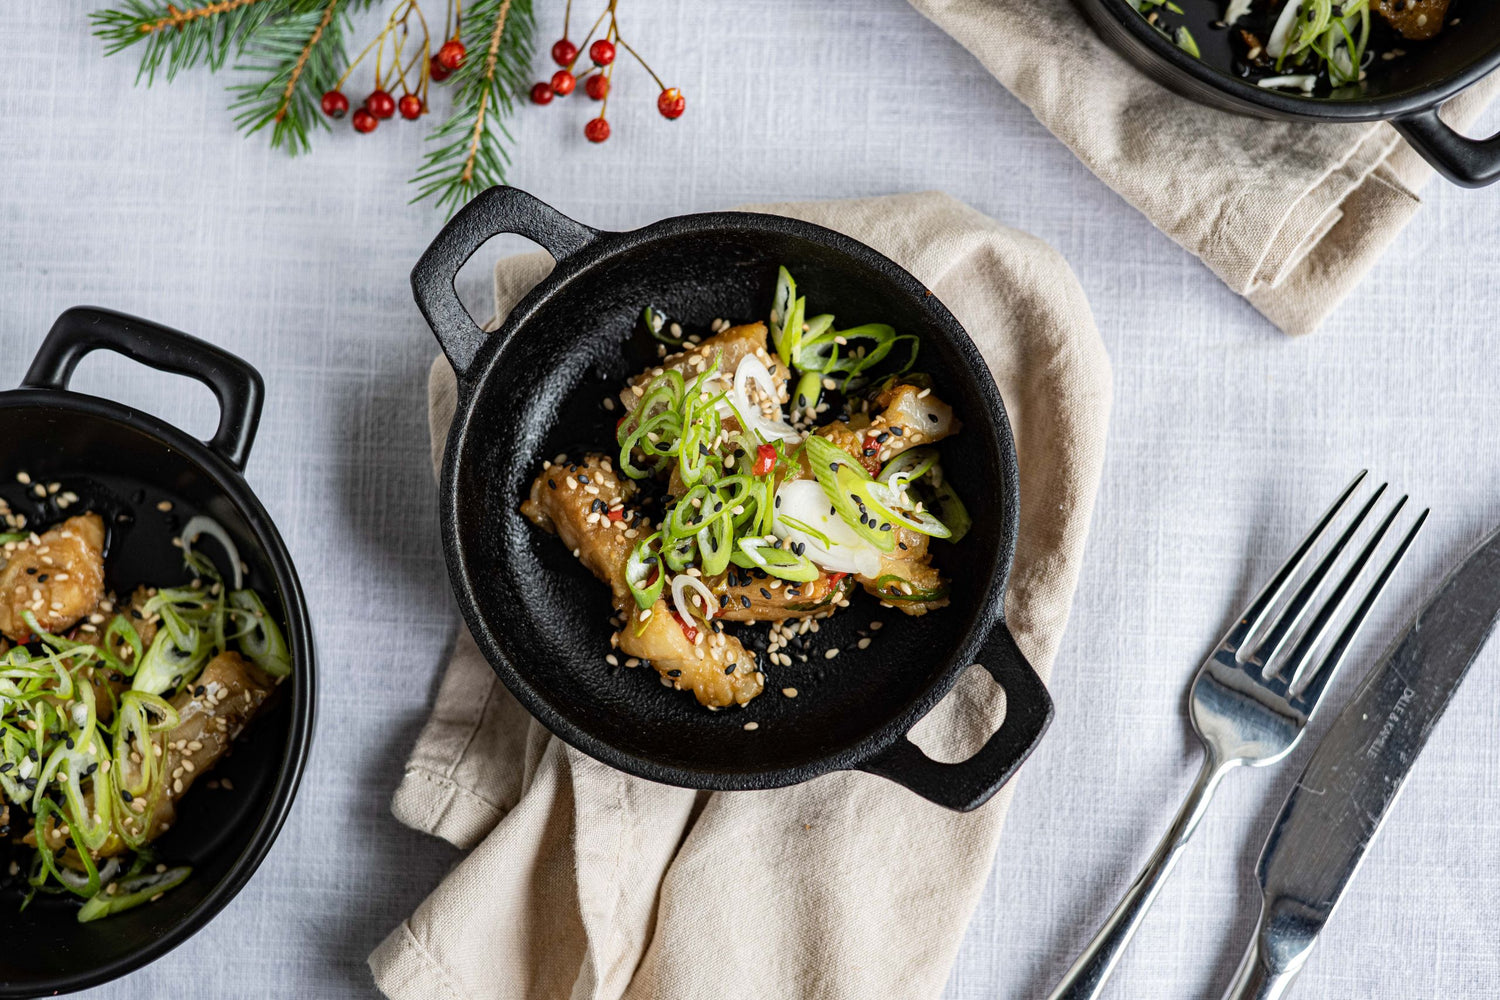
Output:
[{"xmin": 1221, "ymin": 908, "xmax": 1314, "ymax": 1000}]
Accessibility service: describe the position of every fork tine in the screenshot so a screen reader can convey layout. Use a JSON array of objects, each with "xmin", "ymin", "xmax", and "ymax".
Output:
[
  {"xmin": 1282, "ymin": 495, "xmax": 1408, "ymax": 694},
  {"xmin": 1231, "ymin": 471, "xmax": 1368, "ymax": 652},
  {"xmin": 1294, "ymin": 508, "xmax": 1428, "ymax": 709},
  {"xmin": 1251, "ymin": 480, "xmax": 1387, "ymax": 671}
]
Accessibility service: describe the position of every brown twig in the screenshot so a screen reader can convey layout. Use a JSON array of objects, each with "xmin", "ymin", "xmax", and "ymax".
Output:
[
  {"xmin": 274, "ymin": 0, "xmax": 340, "ymax": 123},
  {"xmin": 140, "ymin": 0, "xmax": 266, "ymax": 34},
  {"xmin": 459, "ymin": 0, "xmax": 513, "ymax": 184}
]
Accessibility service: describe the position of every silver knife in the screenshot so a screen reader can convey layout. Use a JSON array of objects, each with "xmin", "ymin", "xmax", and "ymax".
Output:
[{"xmin": 1221, "ymin": 523, "xmax": 1500, "ymax": 1000}]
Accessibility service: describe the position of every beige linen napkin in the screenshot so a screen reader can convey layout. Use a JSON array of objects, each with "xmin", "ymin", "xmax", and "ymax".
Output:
[
  {"xmin": 910, "ymin": 0, "xmax": 1500, "ymax": 335},
  {"xmin": 369, "ymin": 191, "xmax": 1112, "ymax": 1000}
]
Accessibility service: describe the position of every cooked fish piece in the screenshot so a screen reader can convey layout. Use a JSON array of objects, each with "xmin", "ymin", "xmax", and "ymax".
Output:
[
  {"xmin": 620, "ymin": 322, "xmax": 789, "ymax": 414},
  {"xmin": 521, "ymin": 453, "xmax": 762, "ymax": 707},
  {"xmin": 1375, "ymin": 0, "xmax": 1448, "ymax": 39},
  {"xmin": 815, "ymin": 380, "xmax": 960, "ymax": 476},
  {"xmin": 619, "ymin": 600, "xmax": 762, "ymax": 708},
  {"xmin": 0, "ymin": 514, "xmax": 106, "ymax": 643},
  {"xmin": 711, "ymin": 564, "xmax": 853, "ymax": 622},
  {"xmin": 520, "ymin": 454, "xmax": 643, "ymax": 605},
  {"xmin": 857, "ymin": 526, "xmax": 949, "ymax": 616},
  {"xmin": 34, "ymin": 651, "xmax": 276, "ymax": 862}
]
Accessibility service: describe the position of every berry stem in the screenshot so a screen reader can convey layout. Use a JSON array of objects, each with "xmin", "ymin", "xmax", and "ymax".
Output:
[
  {"xmin": 567, "ymin": 2, "xmax": 611, "ymax": 71},
  {"xmin": 274, "ymin": 0, "xmax": 339, "ymax": 124},
  {"xmin": 615, "ymin": 34, "xmax": 666, "ymax": 90},
  {"xmin": 562, "ymin": 0, "xmax": 572, "ymax": 43}
]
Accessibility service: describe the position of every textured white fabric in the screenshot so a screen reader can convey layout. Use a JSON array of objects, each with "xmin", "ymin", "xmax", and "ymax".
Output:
[{"xmin": 3, "ymin": 1, "xmax": 1500, "ymax": 998}]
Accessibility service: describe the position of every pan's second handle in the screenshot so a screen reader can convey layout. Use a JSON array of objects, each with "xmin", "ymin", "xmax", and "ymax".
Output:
[
  {"xmin": 858, "ymin": 620, "xmax": 1052, "ymax": 812},
  {"xmin": 1393, "ymin": 108, "xmax": 1500, "ymax": 188},
  {"xmin": 21, "ymin": 306, "xmax": 264, "ymax": 471},
  {"xmin": 411, "ymin": 186, "xmax": 602, "ymax": 381}
]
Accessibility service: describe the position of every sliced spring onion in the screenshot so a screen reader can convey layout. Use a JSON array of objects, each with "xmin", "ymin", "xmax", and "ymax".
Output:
[
  {"xmin": 769, "ymin": 266, "xmax": 796, "ymax": 360},
  {"xmin": 670, "ymin": 573, "xmax": 717, "ymax": 630},
  {"xmin": 131, "ymin": 621, "xmax": 207, "ymax": 696},
  {"xmin": 180, "ymin": 516, "xmax": 244, "ymax": 591},
  {"xmin": 730, "ymin": 536, "xmax": 821, "ymax": 582},
  {"xmin": 643, "ymin": 305, "xmax": 687, "ymax": 347},
  {"xmin": 802, "ymin": 435, "xmax": 895, "ymax": 553},
  {"xmin": 878, "ymin": 446, "xmax": 969, "ymax": 542},
  {"xmin": 229, "ymin": 590, "xmax": 291, "ymax": 678},
  {"xmin": 870, "ymin": 574, "xmax": 950, "ymax": 603},
  {"xmin": 793, "ymin": 370, "xmax": 823, "ymax": 413},
  {"xmin": 626, "ymin": 533, "xmax": 665, "ymax": 609},
  {"xmin": 0, "ymin": 532, "xmax": 26, "ymax": 545},
  {"xmin": 77, "ymin": 867, "xmax": 191, "ymax": 923},
  {"xmin": 729, "ymin": 354, "xmax": 799, "ymax": 443}
]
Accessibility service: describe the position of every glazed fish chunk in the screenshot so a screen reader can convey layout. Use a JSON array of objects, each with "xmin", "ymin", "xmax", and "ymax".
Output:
[
  {"xmin": 34, "ymin": 651, "xmax": 276, "ymax": 862},
  {"xmin": 620, "ymin": 322, "xmax": 789, "ymax": 415},
  {"xmin": 0, "ymin": 513, "xmax": 106, "ymax": 643},
  {"xmin": 521, "ymin": 454, "xmax": 763, "ymax": 707}
]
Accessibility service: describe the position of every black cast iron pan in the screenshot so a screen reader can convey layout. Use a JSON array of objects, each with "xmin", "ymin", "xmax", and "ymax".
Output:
[
  {"xmin": 413, "ymin": 186, "xmax": 1052, "ymax": 813},
  {"xmin": 0, "ymin": 307, "xmax": 315, "ymax": 997},
  {"xmin": 1080, "ymin": 0, "xmax": 1500, "ymax": 186}
]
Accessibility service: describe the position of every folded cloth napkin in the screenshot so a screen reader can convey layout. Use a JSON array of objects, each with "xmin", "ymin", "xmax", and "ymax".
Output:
[
  {"xmin": 368, "ymin": 191, "xmax": 1112, "ymax": 1000},
  {"xmin": 910, "ymin": 0, "xmax": 1500, "ymax": 336}
]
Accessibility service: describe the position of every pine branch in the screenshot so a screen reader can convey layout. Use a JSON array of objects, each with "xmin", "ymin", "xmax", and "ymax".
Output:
[
  {"xmin": 228, "ymin": 0, "xmax": 364, "ymax": 154},
  {"xmin": 410, "ymin": 0, "xmax": 536, "ymax": 214},
  {"xmin": 91, "ymin": 0, "xmax": 286, "ymax": 82}
]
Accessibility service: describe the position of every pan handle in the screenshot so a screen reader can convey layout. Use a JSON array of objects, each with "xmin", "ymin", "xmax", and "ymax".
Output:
[
  {"xmin": 21, "ymin": 306, "xmax": 265, "ymax": 472},
  {"xmin": 858, "ymin": 619, "xmax": 1052, "ymax": 812},
  {"xmin": 411, "ymin": 186, "xmax": 602, "ymax": 381},
  {"xmin": 1393, "ymin": 107, "xmax": 1500, "ymax": 188}
]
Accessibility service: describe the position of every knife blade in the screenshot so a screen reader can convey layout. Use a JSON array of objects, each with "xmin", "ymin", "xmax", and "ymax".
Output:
[{"xmin": 1221, "ymin": 522, "xmax": 1500, "ymax": 1000}]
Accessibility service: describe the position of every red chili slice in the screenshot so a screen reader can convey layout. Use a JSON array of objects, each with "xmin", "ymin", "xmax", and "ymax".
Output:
[
  {"xmin": 670, "ymin": 610, "xmax": 699, "ymax": 644},
  {"xmin": 606, "ymin": 507, "xmax": 625, "ymax": 522},
  {"xmin": 753, "ymin": 443, "xmax": 777, "ymax": 477}
]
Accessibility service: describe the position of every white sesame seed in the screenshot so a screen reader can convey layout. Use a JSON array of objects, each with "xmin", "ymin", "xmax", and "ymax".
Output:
[
  {"xmin": 743, "ymin": 722, "xmax": 759, "ymax": 731},
  {"xmin": 824, "ymin": 648, "xmax": 840, "ymax": 660}
]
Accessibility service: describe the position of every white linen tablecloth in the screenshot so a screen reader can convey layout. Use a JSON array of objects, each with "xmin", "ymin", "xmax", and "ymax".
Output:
[{"xmin": 2, "ymin": 1, "xmax": 1498, "ymax": 997}]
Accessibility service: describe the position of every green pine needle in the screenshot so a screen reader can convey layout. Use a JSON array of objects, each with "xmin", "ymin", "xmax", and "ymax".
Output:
[
  {"xmin": 91, "ymin": 0, "xmax": 283, "ymax": 83},
  {"xmin": 410, "ymin": 0, "xmax": 536, "ymax": 213},
  {"xmin": 228, "ymin": 0, "xmax": 357, "ymax": 155}
]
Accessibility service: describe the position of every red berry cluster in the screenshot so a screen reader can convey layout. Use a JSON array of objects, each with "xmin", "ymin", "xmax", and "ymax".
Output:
[
  {"xmin": 320, "ymin": 2, "xmax": 467, "ymax": 136},
  {"xmin": 530, "ymin": 2, "xmax": 684, "ymax": 144}
]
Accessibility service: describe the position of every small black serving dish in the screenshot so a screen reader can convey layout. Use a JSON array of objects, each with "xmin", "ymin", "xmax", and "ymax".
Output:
[
  {"xmin": 0, "ymin": 308, "xmax": 315, "ymax": 997},
  {"xmin": 1080, "ymin": 0, "xmax": 1500, "ymax": 186},
  {"xmin": 412, "ymin": 186, "xmax": 1052, "ymax": 813}
]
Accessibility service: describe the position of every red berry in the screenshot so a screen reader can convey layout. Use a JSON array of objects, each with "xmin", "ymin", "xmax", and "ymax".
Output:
[
  {"xmin": 551, "ymin": 38, "xmax": 578, "ymax": 66},
  {"xmin": 584, "ymin": 116, "xmax": 610, "ymax": 143},
  {"xmin": 398, "ymin": 94, "xmax": 423, "ymax": 119},
  {"xmin": 589, "ymin": 39, "xmax": 616, "ymax": 66},
  {"xmin": 320, "ymin": 90, "xmax": 349, "ymax": 119},
  {"xmin": 429, "ymin": 54, "xmax": 452, "ymax": 81},
  {"xmin": 584, "ymin": 73, "xmax": 609, "ymax": 100},
  {"xmin": 437, "ymin": 39, "xmax": 467, "ymax": 71},
  {"xmin": 530, "ymin": 81, "xmax": 555, "ymax": 105},
  {"xmin": 365, "ymin": 90, "xmax": 396, "ymax": 119},
  {"xmin": 550, "ymin": 70, "xmax": 576, "ymax": 96},
  {"xmin": 352, "ymin": 108, "xmax": 378, "ymax": 133},
  {"xmin": 658, "ymin": 87, "xmax": 685, "ymax": 119}
]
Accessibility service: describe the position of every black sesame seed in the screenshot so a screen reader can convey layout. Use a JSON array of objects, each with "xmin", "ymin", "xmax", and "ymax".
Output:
[
  {"xmin": 194, "ymin": 685, "xmax": 206, "ymax": 697},
  {"xmin": 740, "ymin": 595, "xmax": 751, "ymax": 608},
  {"xmin": 926, "ymin": 414, "xmax": 938, "ymax": 422},
  {"xmin": 875, "ymin": 432, "xmax": 890, "ymax": 443},
  {"xmin": 881, "ymin": 523, "xmax": 892, "ymax": 531},
  {"xmin": 0, "ymin": 762, "xmax": 11, "ymax": 774},
  {"xmin": 891, "ymin": 426, "xmax": 904, "ymax": 436},
  {"xmin": 760, "ymin": 587, "xmax": 772, "ymax": 599},
  {"xmin": 667, "ymin": 669, "xmax": 682, "ymax": 677},
  {"xmin": 548, "ymin": 479, "xmax": 557, "ymax": 490},
  {"xmin": 121, "ymin": 789, "xmax": 133, "ymax": 803},
  {"xmin": 725, "ymin": 664, "xmax": 737, "ymax": 675},
  {"xmin": 898, "ymin": 541, "xmax": 909, "ymax": 551}
]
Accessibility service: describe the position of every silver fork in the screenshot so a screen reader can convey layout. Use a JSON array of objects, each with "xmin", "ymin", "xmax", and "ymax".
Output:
[{"xmin": 1045, "ymin": 472, "xmax": 1426, "ymax": 1000}]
